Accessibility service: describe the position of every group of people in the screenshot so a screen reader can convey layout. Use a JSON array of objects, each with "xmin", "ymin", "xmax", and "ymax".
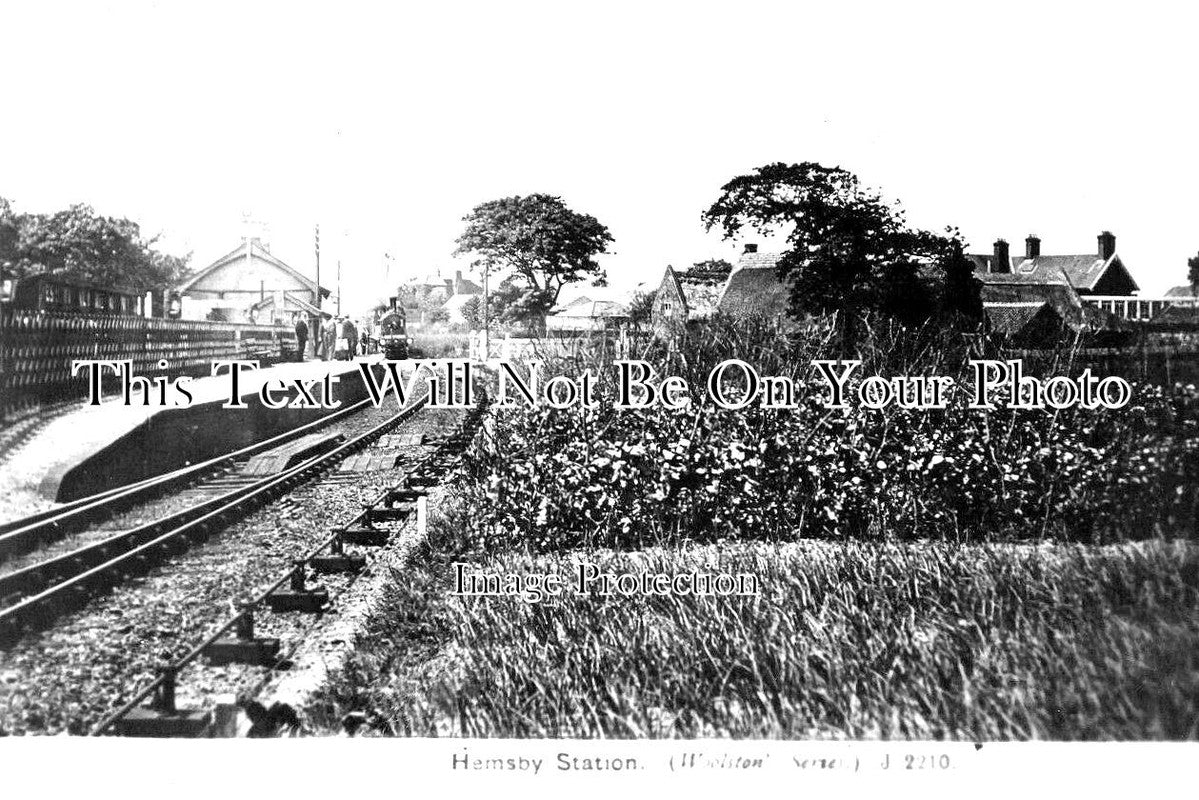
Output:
[{"xmin": 292, "ymin": 312, "xmax": 361, "ymax": 361}]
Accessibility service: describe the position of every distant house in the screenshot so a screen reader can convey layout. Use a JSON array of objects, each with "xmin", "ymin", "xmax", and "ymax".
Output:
[
  {"xmin": 1165, "ymin": 285, "xmax": 1197, "ymax": 298},
  {"xmin": 649, "ymin": 244, "xmax": 793, "ymax": 332},
  {"xmin": 545, "ymin": 297, "xmax": 630, "ymax": 333},
  {"xmin": 651, "ymin": 264, "xmax": 726, "ymax": 333},
  {"xmin": 969, "ymin": 233, "xmax": 1142, "ymax": 343},
  {"xmin": 982, "ymin": 301, "xmax": 1073, "ymax": 346},
  {"xmin": 175, "ymin": 238, "xmax": 330, "ymax": 323},
  {"xmin": 970, "ymin": 232, "xmax": 1139, "ymax": 300},
  {"xmin": 400, "ymin": 269, "xmax": 483, "ymax": 325}
]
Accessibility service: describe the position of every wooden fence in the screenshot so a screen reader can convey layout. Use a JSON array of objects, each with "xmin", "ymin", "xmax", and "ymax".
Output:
[{"xmin": 0, "ymin": 309, "xmax": 296, "ymax": 418}]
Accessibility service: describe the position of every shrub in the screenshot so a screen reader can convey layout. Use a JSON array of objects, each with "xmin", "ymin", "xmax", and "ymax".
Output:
[{"xmin": 448, "ymin": 317, "xmax": 1198, "ymax": 552}]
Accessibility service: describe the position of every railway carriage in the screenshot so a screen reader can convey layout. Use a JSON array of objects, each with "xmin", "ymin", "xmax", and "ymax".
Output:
[{"xmin": 2, "ymin": 272, "xmax": 145, "ymax": 316}]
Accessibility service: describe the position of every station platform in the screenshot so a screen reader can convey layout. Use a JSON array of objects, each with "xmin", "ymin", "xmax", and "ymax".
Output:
[{"xmin": 0, "ymin": 357, "xmax": 383, "ymax": 508}]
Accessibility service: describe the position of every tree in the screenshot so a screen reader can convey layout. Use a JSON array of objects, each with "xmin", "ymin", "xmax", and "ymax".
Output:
[
  {"xmin": 454, "ymin": 194, "xmax": 613, "ymax": 303},
  {"xmin": 701, "ymin": 162, "xmax": 971, "ymax": 329},
  {"xmin": 0, "ymin": 198, "xmax": 19, "ymax": 267},
  {"xmin": 626, "ymin": 290, "xmax": 655, "ymax": 328},
  {"xmin": 4, "ymin": 200, "xmax": 188, "ymax": 290},
  {"xmin": 940, "ymin": 238, "xmax": 983, "ymax": 321},
  {"xmin": 1188, "ymin": 252, "xmax": 1199, "ymax": 296},
  {"xmin": 461, "ymin": 295, "xmax": 483, "ymax": 328},
  {"xmin": 488, "ymin": 280, "xmax": 555, "ymax": 328}
]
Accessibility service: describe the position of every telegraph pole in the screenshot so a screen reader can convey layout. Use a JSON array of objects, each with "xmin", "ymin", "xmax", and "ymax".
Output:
[
  {"xmin": 314, "ymin": 224, "xmax": 321, "ymax": 311},
  {"xmin": 482, "ymin": 261, "xmax": 490, "ymax": 362},
  {"xmin": 336, "ymin": 259, "xmax": 342, "ymax": 315}
]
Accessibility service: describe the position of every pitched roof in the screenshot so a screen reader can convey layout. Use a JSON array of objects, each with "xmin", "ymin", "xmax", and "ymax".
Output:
[
  {"xmin": 978, "ymin": 279, "xmax": 1083, "ymax": 323},
  {"xmin": 442, "ymin": 293, "xmax": 478, "ymax": 311},
  {"xmin": 453, "ymin": 274, "xmax": 483, "ymax": 295},
  {"xmin": 734, "ymin": 250, "xmax": 784, "ymax": 272},
  {"xmin": 983, "ymin": 302, "xmax": 1051, "ymax": 335},
  {"xmin": 552, "ymin": 299, "xmax": 629, "ymax": 318},
  {"xmin": 969, "ymin": 252, "xmax": 1138, "ymax": 292},
  {"xmin": 717, "ymin": 264, "xmax": 791, "ymax": 319},
  {"xmin": 1165, "ymin": 285, "xmax": 1197, "ymax": 298},
  {"xmin": 178, "ymin": 239, "xmax": 330, "ymax": 296},
  {"xmin": 249, "ymin": 293, "xmax": 323, "ymax": 315},
  {"xmin": 553, "ymin": 285, "xmax": 642, "ymax": 312}
]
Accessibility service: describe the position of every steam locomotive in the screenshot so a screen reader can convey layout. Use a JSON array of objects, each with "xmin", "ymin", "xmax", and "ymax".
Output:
[{"xmin": 377, "ymin": 298, "xmax": 409, "ymax": 359}]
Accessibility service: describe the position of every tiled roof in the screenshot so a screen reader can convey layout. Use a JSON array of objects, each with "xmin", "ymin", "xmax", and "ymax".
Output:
[
  {"xmin": 969, "ymin": 253, "xmax": 1138, "ymax": 292},
  {"xmin": 979, "ymin": 280, "xmax": 1082, "ymax": 323},
  {"xmin": 454, "ymin": 275, "xmax": 483, "ymax": 295},
  {"xmin": 983, "ymin": 302, "xmax": 1050, "ymax": 335},
  {"xmin": 734, "ymin": 251, "xmax": 784, "ymax": 271},
  {"xmin": 1165, "ymin": 285, "xmax": 1197, "ymax": 298},
  {"xmin": 552, "ymin": 299, "xmax": 629, "ymax": 318}
]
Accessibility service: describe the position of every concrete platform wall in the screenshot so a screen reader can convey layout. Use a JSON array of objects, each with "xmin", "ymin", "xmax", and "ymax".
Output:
[{"xmin": 47, "ymin": 361, "xmax": 380, "ymax": 501}]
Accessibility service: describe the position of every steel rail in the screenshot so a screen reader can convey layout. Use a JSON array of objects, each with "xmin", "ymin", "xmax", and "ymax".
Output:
[
  {"xmin": 0, "ymin": 396, "xmax": 382, "ymax": 555},
  {"xmin": 90, "ymin": 393, "xmax": 488, "ymax": 736},
  {"xmin": 0, "ymin": 394, "xmax": 430, "ymax": 644}
]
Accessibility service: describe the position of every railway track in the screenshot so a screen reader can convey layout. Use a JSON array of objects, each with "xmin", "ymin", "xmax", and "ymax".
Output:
[
  {"xmin": 0, "ymin": 394, "xmax": 390, "ymax": 548},
  {"xmin": 87, "ymin": 392, "xmax": 489, "ymax": 736},
  {"xmin": 0, "ymin": 394, "xmax": 432, "ymax": 646}
]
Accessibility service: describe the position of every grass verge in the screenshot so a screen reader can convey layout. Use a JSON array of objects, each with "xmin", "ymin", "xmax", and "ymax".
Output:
[{"xmin": 311, "ymin": 537, "xmax": 1199, "ymax": 739}]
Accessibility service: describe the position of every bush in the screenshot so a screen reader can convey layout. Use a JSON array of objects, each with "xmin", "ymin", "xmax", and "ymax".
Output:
[{"xmin": 449, "ymin": 316, "xmax": 1198, "ymax": 552}]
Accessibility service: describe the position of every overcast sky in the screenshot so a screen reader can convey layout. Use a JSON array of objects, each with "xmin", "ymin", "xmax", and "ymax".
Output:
[{"xmin": 2, "ymin": 1, "xmax": 1196, "ymax": 309}]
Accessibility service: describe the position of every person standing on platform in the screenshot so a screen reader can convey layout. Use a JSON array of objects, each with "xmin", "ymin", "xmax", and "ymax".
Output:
[
  {"xmin": 321, "ymin": 313, "xmax": 337, "ymax": 361},
  {"xmin": 293, "ymin": 314, "xmax": 309, "ymax": 362},
  {"xmin": 343, "ymin": 316, "xmax": 359, "ymax": 359}
]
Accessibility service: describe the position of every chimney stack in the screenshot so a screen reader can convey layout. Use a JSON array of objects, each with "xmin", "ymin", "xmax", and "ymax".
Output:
[
  {"xmin": 1025, "ymin": 235, "xmax": 1040, "ymax": 260},
  {"xmin": 1098, "ymin": 230, "xmax": 1116, "ymax": 260},
  {"xmin": 992, "ymin": 239, "xmax": 1010, "ymax": 273},
  {"xmin": 743, "ymin": 243, "xmax": 758, "ymax": 254}
]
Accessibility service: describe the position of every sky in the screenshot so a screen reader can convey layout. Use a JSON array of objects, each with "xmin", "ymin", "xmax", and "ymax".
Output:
[{"xmin": 1, "ymin": 1, "xmax": 1196, "ymax": 310}]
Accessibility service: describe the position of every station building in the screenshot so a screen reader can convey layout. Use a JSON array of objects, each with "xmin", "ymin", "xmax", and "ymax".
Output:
[{"xmin": 174, "ymin": 238, "xmax": 331, "ymax": 323}]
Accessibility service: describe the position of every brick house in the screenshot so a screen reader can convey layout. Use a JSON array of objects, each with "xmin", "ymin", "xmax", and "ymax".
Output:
[
  {"xmin": 652, "ymin": 245, "xmax": 792, "ymax": 332},
  {"xmin": 651, "ymin": 264, "xmax": 726, "ymax": 333},
  {"xmin": 970, "ymin": 232, "xmax": 1137, "ymax": 342}
]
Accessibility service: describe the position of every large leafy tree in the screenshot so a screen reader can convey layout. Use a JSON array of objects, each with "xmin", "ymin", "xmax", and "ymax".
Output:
[
  {"xmin": 701, "ymin": 162, "xmax": 974, "ymax": 327},
  {"xmin": 1188, "ymin": 252, "xmax": 1199, "ymax": 296},
  {"xmin": 454, "ymin": 194, "xmax": 613, "ymax": 303},
  {"xmin": 625, "ymin": 290, "xmax": 655, "ymax": 328},
  {"xmin": 2, "ymin": 198, "xmax": 188, "ymax": 290},
  {"xmin": 460, "ymin": 280, "xmax": 554, "ymax": 331}
]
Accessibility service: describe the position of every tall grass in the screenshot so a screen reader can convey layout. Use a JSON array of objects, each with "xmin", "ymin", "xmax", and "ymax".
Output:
[{"xmin": 318, "ymin": 539, "xmax": 1199, "ymax": 739}]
